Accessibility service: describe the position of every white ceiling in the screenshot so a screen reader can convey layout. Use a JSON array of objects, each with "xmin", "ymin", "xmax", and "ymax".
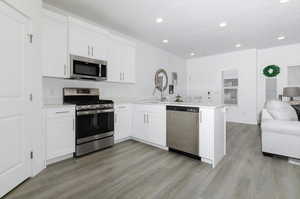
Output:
[{"xmin": 44, "ymin": 0, "xmax": 300, "ymax": 58}]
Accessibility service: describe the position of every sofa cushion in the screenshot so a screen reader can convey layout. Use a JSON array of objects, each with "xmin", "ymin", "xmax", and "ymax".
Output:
[
  {"xmin": 262, "ymin": 120, "xmax": 300, "ymax": 136},
  {"xmin": 266, "ymin": 100, "xmax": 298, "ymax": 121}
]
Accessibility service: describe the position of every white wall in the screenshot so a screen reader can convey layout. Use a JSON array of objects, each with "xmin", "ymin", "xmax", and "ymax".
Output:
[
  {"xmin": 5, "ymin": 0, "xmax": 44, "ymax": 176},
  {"xmin": 43, "ymin": 9, "xmax": 187, "ymax": 104},
  {"xmin": 187, "ymin": 49, "xmax": 257, "ymax": 124},
  {"xmin": 257, "ymin": 43, "xmax": 300, "ymax": 113}
]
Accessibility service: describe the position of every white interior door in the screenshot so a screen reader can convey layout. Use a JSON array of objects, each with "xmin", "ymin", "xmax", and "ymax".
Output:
[{"xmin": 0, "ymin": 2, "xmax": 31, "ymax": 197}]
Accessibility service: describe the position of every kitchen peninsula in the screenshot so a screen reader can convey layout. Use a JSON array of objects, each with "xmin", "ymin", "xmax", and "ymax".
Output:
[{"xmin": 114, "ymin": 100, "xmax": 226, "ymax": 168}]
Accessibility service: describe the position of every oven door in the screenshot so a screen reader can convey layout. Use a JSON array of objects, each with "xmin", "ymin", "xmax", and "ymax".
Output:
[{"xmin": 76, "ymin": 109, "xmax": 114, "ymax": 144}]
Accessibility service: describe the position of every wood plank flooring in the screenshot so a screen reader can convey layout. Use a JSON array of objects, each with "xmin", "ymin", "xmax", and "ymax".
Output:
[{"xmin": 4, "ymin": 123, "xmax": 300, "ymax": 199}]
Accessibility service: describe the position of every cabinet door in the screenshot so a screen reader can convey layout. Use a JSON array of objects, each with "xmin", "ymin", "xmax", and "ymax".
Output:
[
  {"xmin": 147, "ymin": 111, "xmax": 166, "ymax": 146},
  {"xmin": 92, "ymin": 31, "xmax": 108, "ymax": 60},
  {"xmin": 115, "ymin": 106, "xmax": 132, "ymax": 141},
  {"xmin": 107, "ymin": 37, "xmax": 122, "ymax": 82},
  {"xmin": 121, "ymin": 44, "xmax": 136, "ymax": 83},
  {"xmin": 69, "ymin": 22, "xmax": 90, "ymax": 58},
  {"xmin": 132, "ymin": 110, "xmax": 147, "ymax": 140},
  {"xmin": 199, "ymin": 110, "xmax": 212, "ymax": 159},
  {"xmin": 42, "ymin": 10, "xmax": 68, "ymax": 78},
  {"xmin": 46, "ymin": 111, "xmax": 75, "ymax": 160}
]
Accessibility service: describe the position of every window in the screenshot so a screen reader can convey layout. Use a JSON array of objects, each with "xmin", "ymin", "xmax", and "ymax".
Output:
[{"xmin": 288, "ymin": 65, "xmax": 300, "ymax": 86}]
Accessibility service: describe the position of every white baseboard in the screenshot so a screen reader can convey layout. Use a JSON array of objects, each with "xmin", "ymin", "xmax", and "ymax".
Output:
[
  {"xmin": 114, "ymin": 137, "xmax": 131, "ymax": 144},
  {"xmin": 201, "ymin": 157, "xmax": 212, "ymax": 165},
  {"xmin": 130, "ymin": 137, "xmax": 168, "ymax": 151},
  {"xmin": 227, "ymin": 121, "xmax": 258, "ymax": 125},
  {"xmin": 46, "ymin": 153, "xmax": 73, "ymax": 166}
]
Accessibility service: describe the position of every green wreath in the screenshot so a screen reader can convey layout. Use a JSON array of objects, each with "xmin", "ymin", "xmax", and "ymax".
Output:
[{"xmin": 263, "ymin": 65, "xmax": 280, "ymax": 77}]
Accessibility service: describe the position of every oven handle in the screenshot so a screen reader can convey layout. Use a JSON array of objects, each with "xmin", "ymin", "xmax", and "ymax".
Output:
[{"xmin": 77, "ymin": 109, "xmax": 114, "ymax": 116}]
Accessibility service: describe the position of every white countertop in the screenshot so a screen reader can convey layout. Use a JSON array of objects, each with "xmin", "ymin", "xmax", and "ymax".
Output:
[
  {"xmin": 43, "ymin": 104, "xmax": 76, "ymax": 109},
  {"xmin": 113, "ymin": 99, "xmax": 224, "ymax": 109},
  {"xmin": 134, "ymin": 101, "xmax": 224, "ymax": 109}
]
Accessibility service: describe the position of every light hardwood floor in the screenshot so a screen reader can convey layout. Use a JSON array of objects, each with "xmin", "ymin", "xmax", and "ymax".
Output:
[{"xmin": 4, "ymin": 123, "xmax": 300, "ymax": 199}]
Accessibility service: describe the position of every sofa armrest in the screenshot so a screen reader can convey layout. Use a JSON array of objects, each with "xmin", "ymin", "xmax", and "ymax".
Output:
[
  {"xmin": 261, "ymin": 109, "xmax": 274, "ymax": 122},
  {"xmin": 261, "ymin": 120, "xmax": 300, "ymax": 136}
]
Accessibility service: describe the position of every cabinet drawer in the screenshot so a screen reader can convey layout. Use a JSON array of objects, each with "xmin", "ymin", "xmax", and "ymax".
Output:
[
  {"xmin": 134, "ymin": 104, "xmax": 165, "ymax": 113},
  {"xmin": 45, "ymin": 107, "xmax": 75, "ymax": 117},
  {"xmin": 115, "ymin": 104, "xmax": 130, "ymax": 110}
]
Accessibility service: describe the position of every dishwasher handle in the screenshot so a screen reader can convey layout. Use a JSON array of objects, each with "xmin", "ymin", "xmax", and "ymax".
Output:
[{"xmin": 166, "ymin": 106, "xmax": 199, "ymax": 113}]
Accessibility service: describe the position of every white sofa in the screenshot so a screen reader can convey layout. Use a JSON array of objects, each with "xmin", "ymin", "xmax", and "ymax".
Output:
[{"xmin": 261, "ymin": 101, "xmax": 300, "ymax": 159}]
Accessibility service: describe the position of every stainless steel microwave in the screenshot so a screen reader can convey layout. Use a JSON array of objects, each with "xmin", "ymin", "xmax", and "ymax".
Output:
[{"xmin": 70, "ymin": 55, "xmax": 107, "ymax": 81}]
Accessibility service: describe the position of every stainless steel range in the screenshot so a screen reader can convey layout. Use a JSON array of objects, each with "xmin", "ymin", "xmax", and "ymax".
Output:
[{"xmin": 63, "ymin": 88, "xmax": 114, "ymax": 157}]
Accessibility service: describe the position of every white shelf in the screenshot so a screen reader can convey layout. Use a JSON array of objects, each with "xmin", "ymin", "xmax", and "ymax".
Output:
[{"xmin": 222, "ymin": 69, "xmax": 239, "ymax": 105}]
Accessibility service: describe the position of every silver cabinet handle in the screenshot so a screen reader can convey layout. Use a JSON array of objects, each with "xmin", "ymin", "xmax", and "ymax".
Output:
[
  {"xmin": 64, "ymin": 64, "xmax": 67, "ymax": 76},
  {"xmin": 56, "ymin": 111, "xmax": 70, "ymax": 114},
  {"xmin": 144, "ymin": 114, "xmax": 146, "ymax": 124},
  {"xmin": 88, "ymin": 46, "xmax": 90, "ymax": 56},
  {"xmin": 120, "ymin": 73, "xmax": 122, "ymax": 81},
  {"xmin": 77, "ymin": 109, "xmax": 114, "ymax": 116},
  {"xmin": 118, "ymin": 106, "xmax": 127, "ymax": 109},
  {"xmin": 92, "ymin": 47, "xmax": 94, "ymax": 56},
  {"xmin": 73, "ymin": 118, "xmax": 75, "ymax": 131},
  {"xmin": 122, "ymin": 73, "xmax": 125, "ymax": 81},
  {"xmin": 147, "ymin": 114, "xmax": 149, "ymax": 124}
]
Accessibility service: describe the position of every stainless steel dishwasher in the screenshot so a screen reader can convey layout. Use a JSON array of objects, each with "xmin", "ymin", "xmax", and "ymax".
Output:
[{"xmin": 167, "ymin": 106, "xmax": 199, "ymax": 157}]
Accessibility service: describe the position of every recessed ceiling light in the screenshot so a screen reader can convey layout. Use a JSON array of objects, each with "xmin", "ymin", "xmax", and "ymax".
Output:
[
  {"xmin": 156, "ymin": 18, "xmax": 163, "ymax": 23},
  {"xmin": 219, "ymin": 22, "xmax": 227, "ymax": 28},
  {"xmin": 162, "ymin": 39, "xmax": 168, "ymax": 43},
  {"xmin": 190, "ymin": 52, "xmax": 195, "ymax": 56},
  {"xmin": 280, "ymin": 0, "xmax": 289, "ymax": 3},
  {"xmin": 235, "ymin": 44, "xmax": 242, "ymax": 48},
  {"xmin": 277, "ymin": 36, "xmax": 285, "ymax": 40}
]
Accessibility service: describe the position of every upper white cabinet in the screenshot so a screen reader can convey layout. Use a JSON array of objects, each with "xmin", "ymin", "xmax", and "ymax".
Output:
[
  {"xmin": 44, "ymin": 106, "xmax": 75, "ymax": 164},
  {"xmin": 107, "ymin": 35, "xmax": 136, "ymax": 83},
  {"xmin": 42, "ymin": 9, "xmax": 68, "ymax": 78},
  {"xmin": 42, "ymin": 9, "xmax": 135, "ymax": 82},
  {"xmin": 132, "ymin": 105, "xmax": 166, "ymax": 147},
  {"xmin": 69, "ymin": 17, "xmax": 109, "ymax": 60},
  {"xmin": 114, "ymin": 104, "xmax": 132, "ymax": 142}
]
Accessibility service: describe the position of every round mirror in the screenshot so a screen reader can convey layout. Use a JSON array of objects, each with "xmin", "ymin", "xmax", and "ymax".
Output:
[{"xmin": 154, "ymin": 69, "xmax": 168, "ymax": 92}]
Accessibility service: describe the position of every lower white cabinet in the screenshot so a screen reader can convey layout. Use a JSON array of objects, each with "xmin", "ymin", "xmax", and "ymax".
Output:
[
  {"xmin": 114, "ymin": 104, "xmax": 132, "ymax": 142},
  {"xmin": 44, "ymin": 106, "xmax": 75, "ymax": 164},
  {"xmin": 132, "ymin": 105, "xmax": 166, "ymax": 147}
]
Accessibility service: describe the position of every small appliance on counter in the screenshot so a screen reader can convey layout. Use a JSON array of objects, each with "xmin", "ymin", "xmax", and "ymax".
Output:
[
  {"xmin": 175, "ymin": 95, "xmax": 184, "ymax": 102},
  {"xmin": 63, "ymin": 88, "xmax": 114, "ymax": 157}
]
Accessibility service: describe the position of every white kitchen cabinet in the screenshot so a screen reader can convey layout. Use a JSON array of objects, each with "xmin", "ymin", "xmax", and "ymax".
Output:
[
  {"xmin": 114, "ymin": 104, "xmax": 132, "ymax": 142},
  {"xmin": 44, "ymin": 106, "xmax": 75, "ymax": 164},
  {"xmin": 107, "ymin": 35, "xmax": 136, "ymax": 83},
  {"xmin": 199, "ymin": 108, "xmax": 226, "ymax": 168},
  {"xmin": 132, "ymin": 105, "xmax": 166, "ymax": 147},
  {"xmin": 147, "ymin": 110, "xmax": 166, "ymax": 146},
  {"xmin": 199, "ymin": 109, "xmax": 213, "ymax": 160},
  {"xmin": 42, "ymin": 9, "xmax": 68, "ymax": 78},
  {"xmin": 69, "ymin": 17, "xmax": 109, "ymax": 60}
]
